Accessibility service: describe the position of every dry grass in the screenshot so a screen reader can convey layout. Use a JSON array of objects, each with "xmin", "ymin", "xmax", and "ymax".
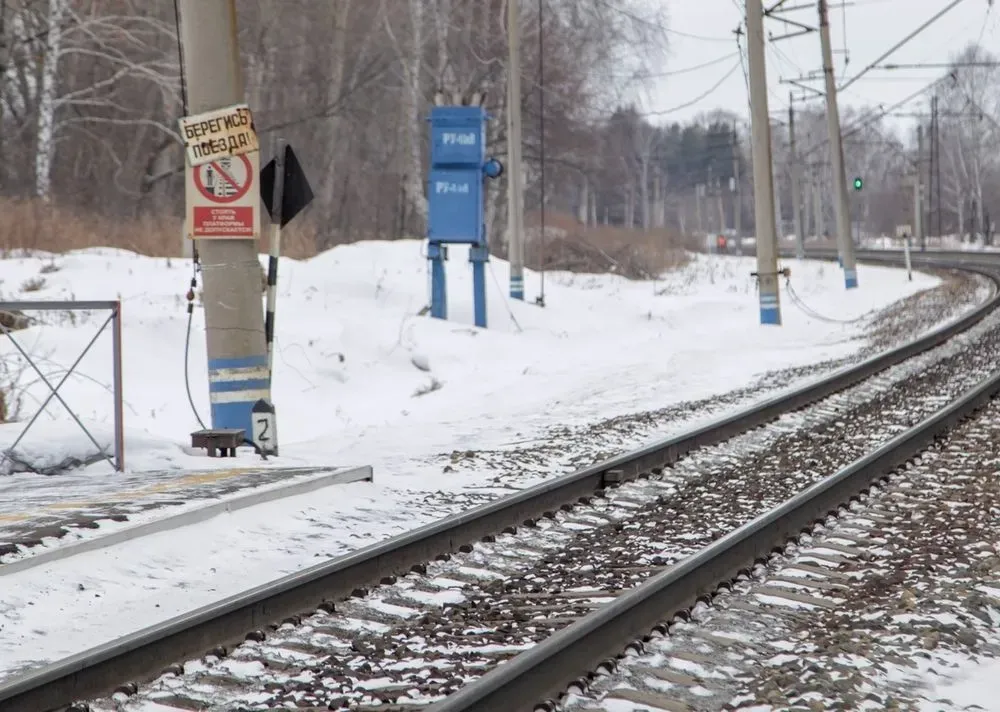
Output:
[
  {"xmin": 0, "ymin": 199, "xmax": 695, "ymax": 282},
  {"xmin": 524, "ymin": 211, "xmax": 691, "ymax": 279},
  {"xmin": 0, "ymin": 197, "xmax": 319, "ymax": 259}
]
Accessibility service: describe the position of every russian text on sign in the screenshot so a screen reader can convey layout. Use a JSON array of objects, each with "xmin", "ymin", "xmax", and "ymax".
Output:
[
  {"xmin": 179, "ymin": 104, "xmax": 259, "ymax": 167},
  {"xmin": 435, "ymin": 181, "xmax": 471, "ymax": 194},
  {"xmin": 442, "ymin": 132, "xmax": 477, "ymax": 146}
]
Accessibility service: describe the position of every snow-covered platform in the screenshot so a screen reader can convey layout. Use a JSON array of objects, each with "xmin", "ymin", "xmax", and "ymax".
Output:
[{"xmin": 0, "ymin": 463, "xmax": 372, "ymax": 563}]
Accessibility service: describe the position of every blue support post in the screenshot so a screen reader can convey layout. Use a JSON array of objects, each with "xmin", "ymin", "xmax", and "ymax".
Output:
[
  {"xmin": 470, "ymin": 244, "xmax": 488, "ymax": 328},
  {"xmin": 429, "ymin": 242, "xmax": 448, "ymax": 320},
  {"xmin": 844, "ymin": 267, "xmax": 858, "ymax": 289}
]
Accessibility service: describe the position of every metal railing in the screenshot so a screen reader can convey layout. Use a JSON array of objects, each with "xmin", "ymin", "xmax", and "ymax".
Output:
[{"xmin": 0, "ymin": 300, "xmax": 124, "ymax": 473}]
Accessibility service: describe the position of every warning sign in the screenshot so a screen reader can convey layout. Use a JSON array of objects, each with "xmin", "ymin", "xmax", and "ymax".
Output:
[
  {"xmin": 185, "ymin": 152, "xmax": 260, "ymax": 240},
  {"xmin": 179, "ymin": 104, "xmax": 259, "ymax": 167}
]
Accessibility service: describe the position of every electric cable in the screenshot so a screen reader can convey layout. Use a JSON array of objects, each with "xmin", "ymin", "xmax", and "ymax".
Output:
[
  {"xmin": 488, "ymin": 262, "xmax": 523, "ymax": 332},
  {"xmin": 642, "ymin": 60, "xmax": 743, "ymax": 117},
  {"xmin": 173, "ymin": 0, "xmax": 210, "ymax": 433},
  {"xmin": 183, "ymin": 270, "xmax": 207, "ymax": 431},
  {"xmin": 783, "ymin": 274, "xmax": 868, "ymax": 324},
  {"xmin": 172, "ymin": 0, "xmax": 188, "ymax": 115}
]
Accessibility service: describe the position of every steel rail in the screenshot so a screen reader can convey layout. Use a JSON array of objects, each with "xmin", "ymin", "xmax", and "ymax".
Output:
[
  {"xmin": 1, "ymin": 249, "xmax": 998, "ymax": 712},
  {"xmin": 426, "ymin": 346, "xmax": 1000, "ymax": 712}
]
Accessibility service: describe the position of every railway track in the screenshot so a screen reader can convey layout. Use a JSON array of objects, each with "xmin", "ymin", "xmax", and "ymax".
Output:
[
  {"xmin": 1, "ymin": 249, "xmax": 999, "ymax": 712},
  {"xmin": 563, "ymin": 387, "xmax": 1000, "ymax": 711}
]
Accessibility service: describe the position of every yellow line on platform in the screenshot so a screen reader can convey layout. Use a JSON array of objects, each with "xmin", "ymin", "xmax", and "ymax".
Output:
[{"xmin": 1, "ymin": 467, "xmax": 273, "ymax": 527}]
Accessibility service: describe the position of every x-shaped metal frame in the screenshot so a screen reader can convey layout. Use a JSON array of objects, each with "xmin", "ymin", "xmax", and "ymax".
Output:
[{"xmin": 0, "ymin": 302, "xmax": 122, "ymax": 473}]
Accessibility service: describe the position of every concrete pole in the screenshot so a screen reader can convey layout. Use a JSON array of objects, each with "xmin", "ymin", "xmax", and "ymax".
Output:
[
  {"xmin": 773, "ymin": 153, "xmax": 784, "ymax": 242},
  {"xmin": 732, "ymin": 123, "xmax": 743, "ymax": 256},
  {"xmin": 696, "ymin": 185, "xmax": 704, "ymax": 234},
  {"xmin": 178, "ymin": 0, "xmax": 270, "ymax": 438},
  {"xmin": 813, "ymin": 163, "xmax": 825, "ymax": 240},
  {"xmin": 506, "ymin": 0, "xmax": 525, "ymax": 300},
  {"xmin": 789, "ymin": 96, "xmax": 806, "ymax": 259},
  {"xmin": 927, "ymin": 93, "xmax": 944, "ymax": 239},
  {"xmin": 803, "ymin": 171, "xmax": 812, "ymax": 236},
  {"xmin": 903, "ymin": 232, "xmax": 913, "ymax": 280},
  {"xmin": 707, "ymin": 164, "xmax": 715, "ymax": 232},
  {"xmin": 746, "ymin": 0, "xmax": 781, "ymax": 324},
  {"xmin": 716, "ymin": 182, "xmax": 726, "ymax": 237},
  {"xmin": 819, "ymin": 0, "xmax": 858, "ymax": 288},
  {"xmin": 917, "ymin": 124, "xmax": 926, "ymax": 251}
]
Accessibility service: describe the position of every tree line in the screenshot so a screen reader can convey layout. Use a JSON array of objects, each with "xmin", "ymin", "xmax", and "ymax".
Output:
[{"xmin": 1, "ymin": 1, "xmax": 995, "ymax": 255}]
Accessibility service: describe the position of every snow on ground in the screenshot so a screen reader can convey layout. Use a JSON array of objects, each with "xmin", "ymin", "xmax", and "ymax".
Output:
[
  {"xmin": 919, "ymin": 658, "xmax": 1000, "ymax": 711},
  {"xmin": 0, "ymin": 241, "xmax": 949, "ymax": 677},
  {"xmin": 0, "ymin": 241, "xmax": 939, "ymax": 482},
  {"xmin": 863, "ymin": 235, "xmax": 1000, "ymax": 252}
]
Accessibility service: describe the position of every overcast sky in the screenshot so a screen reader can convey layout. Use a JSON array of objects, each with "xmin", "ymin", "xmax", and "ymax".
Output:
[{"xmin": 640, "ymin": 0, "xmax": 998, "ymax": 133}]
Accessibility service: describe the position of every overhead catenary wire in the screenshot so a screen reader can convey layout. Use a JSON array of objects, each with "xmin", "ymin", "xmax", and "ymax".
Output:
[
  {"xmin": 798, "ymin": 74, "xmax": 952, "ymax": 159},
  {"xmin": 734, "ymin": 20, "xmax": 754, "ymax": 117},
  {"xmin": 590, "ymin": 0, "xmax": 731, "ymax": 42},
  {"xmin": 622, "ymin": 52, "xmax": 739, "ymax": 79},
  {"xmin": 641, "ymin": 60, "xmax": 743, "ymax": 117},
  {"xmin": 837, "ymin": 0, "xmax": 968, "ymax": 93}
]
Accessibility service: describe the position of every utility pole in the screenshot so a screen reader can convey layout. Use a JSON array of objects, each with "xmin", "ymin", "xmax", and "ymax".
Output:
[
  {"xmin": 732, "ymin": 124, "xmax": 742, "ymax": 256},
  {"xmin": 927, "ymin": 101, "xmax": 934, "ymax": 242},
  {"xmin": 506, "ymin": 0, "xmax": 526, "ymax": 300},
  {"xmin": 707, "ymin": 163, "xmax": 715, "ymax": 232},
  {"xmin": 747, "ymin": 0, "xmax": 782, "ymax": 324},
  {"xmin": 916, "ymin": 124, "xmax": 926, "ymax": 251},
  {"xmin": 789, "ymin": 95, "xmax": 806, "ymax": 259},
  {"xmin": 819, "ymin": 0, "xmax": 858, "ymax": 289},
  {"xmin": 804, "ymin": 173, "xmax": 812, "ymax": 238},
  {"xmin": 773, "ymin": 153, "xmax": 784, "ymax": 242},
  {"xmin": 813, "ymin": 163, "xmax": 824, "ymax": 240},
  {"xmin": 934, "ymin": 94, "xmax": 942, "ymax": 239},
  {"xmin": 716, "ymin": 179, "xmax": 726, "ymax": 237},
  {"xmin": 928, "ymin": 94, "xmax": 939, "ymax": 242},
  {"xmin": 696, "ymin": 184, "xmax": 705, "ymax": 234},
  {"xmin": 652, "ymin": 168, "xmax": 661, "ymax": 228},
  {"xmin": 178, "ymin": 0, "xmax": 271, "ymax": 438}
]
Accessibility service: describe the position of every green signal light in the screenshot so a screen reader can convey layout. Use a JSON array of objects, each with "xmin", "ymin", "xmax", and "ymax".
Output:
[{"xmin": 853, "ymin": 177, "xmax": 863, "ymax": 191}]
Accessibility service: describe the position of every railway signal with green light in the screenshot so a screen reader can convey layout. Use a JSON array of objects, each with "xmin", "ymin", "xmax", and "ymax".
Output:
[{"xmin": 853, "ymin": 177, "xmax": 863, "ymax": 191}]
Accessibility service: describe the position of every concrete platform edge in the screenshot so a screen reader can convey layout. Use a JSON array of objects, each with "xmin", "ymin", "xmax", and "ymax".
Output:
[{"xmin": 0, "ymin": 464, "xmax": 373, "ymax": 577}]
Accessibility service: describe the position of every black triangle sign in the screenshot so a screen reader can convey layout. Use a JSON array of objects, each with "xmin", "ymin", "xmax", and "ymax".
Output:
[{"xmin": 260, "ymin": 144, "xmax": 314, "ymax": 228}]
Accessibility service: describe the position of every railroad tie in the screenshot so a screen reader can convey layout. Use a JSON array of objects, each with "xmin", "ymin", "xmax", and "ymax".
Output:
[
  {"xmin": 753, "ymin": 585, "xmax": 840, "ymax": 609},
  {"xmin": 603, "ymin": 688, "xmax": 693, "ymax": 711}
]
